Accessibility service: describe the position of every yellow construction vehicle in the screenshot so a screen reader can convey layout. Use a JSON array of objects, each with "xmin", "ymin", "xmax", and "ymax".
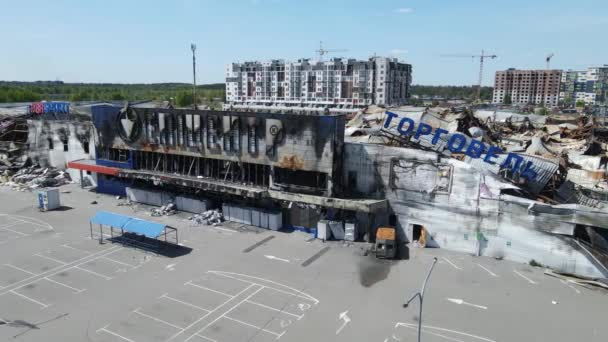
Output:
[{"xmin": 373, "ymin": 227, "xmax": 397, "ymax": 259}]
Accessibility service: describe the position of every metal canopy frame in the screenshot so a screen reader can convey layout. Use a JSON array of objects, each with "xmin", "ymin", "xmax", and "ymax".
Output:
[{"xmin": 89, "ymin": 221, "xmax": 178, "ymax": 253}]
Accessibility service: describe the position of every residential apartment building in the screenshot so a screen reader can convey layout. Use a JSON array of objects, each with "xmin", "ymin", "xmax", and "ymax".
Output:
[
  {"xmin": 560, "ymin": 66, "xmax": 608, "ymax": 105},
  {"xmin": 492, "ymin": 69, "xmax": 562, "ymax": 107},
  {"xmin": 225, "ymin": 57, "xmax": 412, "ymax": 110}
]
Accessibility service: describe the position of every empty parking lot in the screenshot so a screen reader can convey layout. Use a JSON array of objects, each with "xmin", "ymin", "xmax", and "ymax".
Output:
[{"xmin": 1, "ymin": 184, "xmax": 607, "ymax": 342}]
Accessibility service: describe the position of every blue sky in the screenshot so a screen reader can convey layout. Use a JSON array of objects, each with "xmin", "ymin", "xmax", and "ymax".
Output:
[{"xmin": 1, "ymin": 0, "xmax": 606, "ymax": 85}]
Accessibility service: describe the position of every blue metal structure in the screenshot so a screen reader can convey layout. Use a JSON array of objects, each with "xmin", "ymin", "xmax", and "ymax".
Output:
[
  {"xmin": 89, "ymin": 211, "xmax": 179, "ymax": 250},
  {"xmin": 90, "ymin": 211, "xmax": 166, "ymax": 238}
]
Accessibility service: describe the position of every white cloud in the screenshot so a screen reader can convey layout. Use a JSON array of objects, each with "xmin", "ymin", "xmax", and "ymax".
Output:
[
  {"xmin": 395, "ymin": 8, "xmax": 413, "ymax": 13},
  {"xmin": 389, "ymin": 49, "xmax": 408, "ymax": 55}
]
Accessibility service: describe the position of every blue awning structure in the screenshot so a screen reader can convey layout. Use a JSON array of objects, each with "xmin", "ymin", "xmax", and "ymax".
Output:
[{"xmin": 90, "ymin": 211, "xmax": 166, "ymax": 238}]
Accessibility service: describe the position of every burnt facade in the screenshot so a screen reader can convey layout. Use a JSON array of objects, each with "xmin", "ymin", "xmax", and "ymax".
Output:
[{"xmin": 92, "ymin": 106, "xmax": 345, "ymax": 197}]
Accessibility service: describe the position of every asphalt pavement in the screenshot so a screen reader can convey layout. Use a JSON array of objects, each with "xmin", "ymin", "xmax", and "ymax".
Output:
[{"xmin": 0, "ymin": 184, "xmax": 606, "ymax": 342}]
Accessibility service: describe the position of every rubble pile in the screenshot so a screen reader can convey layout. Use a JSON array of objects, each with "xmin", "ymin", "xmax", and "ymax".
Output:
[
  {"xmin": 347, "ymin": 105, "xmax": 608, "ymax": 207},
  {"xmin": 189, "ymin": 209, "xmax": 223, "ymax": 225},
  {"xmin": 1, "ymin": 166, "xmax": 72, "ymax": 191},
  {"xmin": 150, "ymin": 202, "xmax": 177, "ymax": 217}
]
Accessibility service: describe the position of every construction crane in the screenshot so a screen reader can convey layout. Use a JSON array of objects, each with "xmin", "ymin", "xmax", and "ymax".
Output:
[
  {"xmin": 546, "ymin": 53, "xmax": 554, "ymax": 69},
  {"xmin": 316, "ymin": 41, "xmax": 348, "ymax": 61},
  {"xmin": 441, "ymin": 50, "xmax": 498, "ymax": 102}
]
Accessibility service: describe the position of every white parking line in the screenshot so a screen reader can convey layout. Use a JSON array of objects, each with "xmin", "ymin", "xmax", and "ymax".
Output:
[
  {"xmin": 442, "ymin": 257, "xmax": 463, "ymax": 270},
  {"xmin": 208, "ymin": 271, "xmax": 320, "ymax": 305},
  {"xmin": 560, "ymin": 280, "xmax": 581, "ymax": 294},
  {"xmin": 9, "ymin": 216, "xmax": 51, "ymax": 230},
  {"xmin": 395, "ymin": 322, "xmax": 497, "ymax": 342},
  {"xmin": 44, "ymin": 277, "xmax": 85, "ymax": 293},
  {"xmin": 10, "ymin": 290, "xmax": 49, "ymax": 308},
  {"xmin": 35, "ymin": 253, "xmax": 68, "ymax": 265},
  {"xmin": 74, "ymin": 266, "xmax": 113, "ymax": 280},
  {"xmin": 513, "ymin": 270, "xmax": 538, "ymax": 285},
  {"xmin": 246, "ymin": 300, "xmax": 304, "ymax": 320},
  {"xmin": 224, "ymin": 315, "xmax": 283, "ymax": 337},
  {"xmin": 160, "ymin": 293, "xmax": 211, "ymax": 312},
  {"xmin": 0, "ymin": 245, "xmax": 122, "ymax": 296},
  {"xmin": 171, "ymin": 284, "xmax": 258, "ymax": 342},
  {"xmin": 476, "ymin": 263, "xmax": 499, "ymax": 277},
  {"xmin": 4, "ymin": 263, "xmax": 38, "ymax": 276},
  {"xmin": 102, "ymin": 256, "xmax": 135, "ymax": 268},
  {"xmin": 133, "ymin": 307, "xmax": 184, "ymax": 330},
  {"xmin": 61, "ymin": 244, "xmax": 92, "ymax": 254},
  {"xmin": 196, "ymin": 334, "xmax": 218, "ymax": 342},
  {"xmin": 186, "ymin": 281, "xmax": 234, "ymax": 298},
  {"xmin": 0, "ymin": 246, "xmax": 123, "ymax": 295},
  {"xmin": 97, "ymin": 325, "xmax": 136, "ymax": 342},
  {"xmin": 0, "ymin": 222, "xmax": 22, "ymax": 230},
  {"xmin": 188, "ymin": 286, "xmax": 265, "ymax": 341},
  {"xmin": 0, "ymin": 224, "xmax": 29, "ymax": 236}
]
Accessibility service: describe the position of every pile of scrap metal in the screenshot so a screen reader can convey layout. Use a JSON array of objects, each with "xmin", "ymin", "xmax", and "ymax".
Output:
[
  {"xmin": 0, "ymin": 116, "xmax": 29, "ymax": 173},
  {"xmin": 189, "ymin": 209, "xmax": 223, "ymax": 226},
  {"xmin": 345, "ymin": 106, "xmax": 608, "ymax": 205},
  {"xmin": 1, "ymin": 165, "xmax": 72, "ymax": 190},
  {"xmin": 150, "ymin": 202, "xmax": 177, "ymax": 216}
]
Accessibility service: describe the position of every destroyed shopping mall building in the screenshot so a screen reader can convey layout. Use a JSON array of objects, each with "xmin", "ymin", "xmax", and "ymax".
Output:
[{"xmin": 63, "ymin": 104, "xmax": 608, "ymax": 279}]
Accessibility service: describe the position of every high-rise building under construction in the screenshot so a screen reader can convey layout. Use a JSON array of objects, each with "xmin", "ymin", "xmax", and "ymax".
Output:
[{"xmin": 225, "ymin": 57, "xmax": 412, "ymax": 110}]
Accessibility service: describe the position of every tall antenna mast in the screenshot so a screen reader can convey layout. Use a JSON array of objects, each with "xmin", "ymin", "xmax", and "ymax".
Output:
[{"xmin": 191, "ymin": 43, "xmax": 197, "ymax": 109}]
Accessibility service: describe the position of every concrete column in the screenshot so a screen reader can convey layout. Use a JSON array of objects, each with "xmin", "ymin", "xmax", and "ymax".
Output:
[{"xmin": 268, "ymin": 166, "xmax": 274, "ymax": 189}]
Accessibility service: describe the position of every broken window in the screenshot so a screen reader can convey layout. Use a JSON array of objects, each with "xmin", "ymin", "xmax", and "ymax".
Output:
[
  {"xmin": 47, "ymin": 138, "xmax": 54, "ymax": 150},
  {"xmin": 273, "ymin": 168, "xmax": 328, "ymax": 194},
  {"xmin": 186, "ymin": 114, "xmax": 194, "ymax": 146},
  {"xmin": 248, "ymin": 125, "xmax": 257, "ymax": 154},
  {"xmin": 207, "ymin": 116, "xmax": 218, "ymax": 148}
]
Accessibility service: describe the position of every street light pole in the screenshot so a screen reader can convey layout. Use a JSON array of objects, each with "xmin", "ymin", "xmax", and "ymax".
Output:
[
  {"xmin": 191, "ymin": 43, "xmax": 197, "ymax": 110},
  {"xmin": 403, "ymin": 257, "xmax": 438, "ymax": 342}
]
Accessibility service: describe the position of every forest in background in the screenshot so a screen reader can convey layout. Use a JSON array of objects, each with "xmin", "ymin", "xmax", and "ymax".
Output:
[{"xmin": 0, "ymin": 81, "xmax": 491, "ymax": 106}]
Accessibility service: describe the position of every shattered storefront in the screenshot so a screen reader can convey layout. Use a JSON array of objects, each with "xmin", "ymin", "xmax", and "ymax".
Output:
[{"xmin": 71, "ymin": 105, "xmax": 386, "ymax": 232}]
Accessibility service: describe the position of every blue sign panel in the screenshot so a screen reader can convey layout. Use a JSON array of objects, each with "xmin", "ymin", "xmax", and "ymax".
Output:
[
  {"xmin": 383, "ymin": 111, "xmax": 538, "ymax": 181},
  {"xmin": 29, "ymin": 102, "xmax": 70, "ymax": 114}
]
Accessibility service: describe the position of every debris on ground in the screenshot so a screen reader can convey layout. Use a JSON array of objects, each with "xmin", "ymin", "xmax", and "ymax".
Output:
[
  {"xmin": 189, "ymin": 209, "xmax": 223, "ymax": 225},
  {"xmin": 0, "ymin": 165, "xmax": 72, "ymax": 191},
  {"xmin": 150, "ymin": 202, "xmax": 177, "ymax": 216},
  {"xmin": 116, "ymin": 199, "xmax": 134, "ymax": 207},
  {"xmin": 544, "ymin": 269, "xmax": 608, "ymax": 290},
  {"xmin": 90, "ymin": 201, "xmax": 97, "ymax": 205}
]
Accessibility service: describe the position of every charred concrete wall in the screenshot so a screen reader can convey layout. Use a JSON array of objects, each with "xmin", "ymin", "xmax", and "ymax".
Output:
[
  {"xmin": 95, "ymin": 108, "xmax": 344, "ymax": 174},
  {"xmin": 343, "ymin": 142, "xmax": 605, "ymax": 278},
  {"xmin": 27, "ymin": 120, "xmax": 96, "ymax": 184},
  {"xmin": 92, "ymin": 106, "xmax": 344, "ymax": 195}
]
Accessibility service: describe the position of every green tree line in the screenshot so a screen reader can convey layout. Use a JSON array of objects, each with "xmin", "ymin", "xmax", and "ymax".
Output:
[
  {"xmin": 0, "ymin": 81, "xmax": 225, "ymax": 104},
  {"xmin": 0, "ymin": 82, "xmax": 493, "ymax": 105}
]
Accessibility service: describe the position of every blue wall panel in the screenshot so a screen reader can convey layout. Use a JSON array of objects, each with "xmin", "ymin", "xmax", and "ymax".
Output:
[{"xmin": 96, "ymin": 175, "xmax": 128, "ymax": 197}]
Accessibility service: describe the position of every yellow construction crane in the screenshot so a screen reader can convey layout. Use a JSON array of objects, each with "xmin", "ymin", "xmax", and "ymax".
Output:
[
  {"xmin": 316, "ymin": 41, "xmax": 348, "ymax": 61},
  {"xmin": 441, "ymin": 50, "xmax": 498, "ymax": 102}
]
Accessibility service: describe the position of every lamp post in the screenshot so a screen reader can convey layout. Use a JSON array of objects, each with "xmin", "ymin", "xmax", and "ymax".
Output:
[
  {"xmin": 403, "ymin": 257, "xmax": 438, "ymax": 342},
  {"xmin": 191, "ymin": 43, "xmax": 197, "ymax": 110}
]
